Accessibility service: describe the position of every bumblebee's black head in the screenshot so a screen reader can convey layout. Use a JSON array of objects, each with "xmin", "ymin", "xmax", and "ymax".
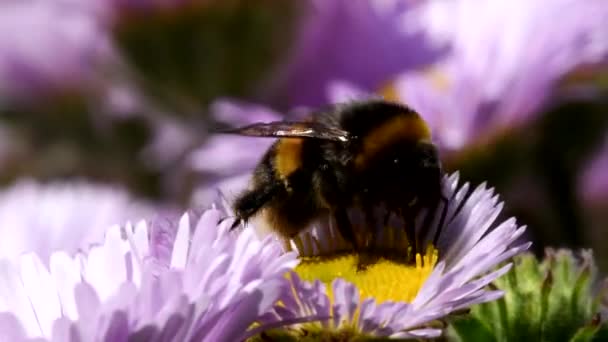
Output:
[
  {"xmin": 352, "ymin": 109, "xmax": 443, "ymax": 209},
  {"xmin": 357, "ymin": 139, "xmax": 442, "ymax": 207}
]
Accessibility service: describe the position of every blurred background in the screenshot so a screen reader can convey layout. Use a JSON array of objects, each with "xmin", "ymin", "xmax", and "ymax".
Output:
[{"xmin": 1, "ymin": 0, "xmax": 607, "ymax": 268}]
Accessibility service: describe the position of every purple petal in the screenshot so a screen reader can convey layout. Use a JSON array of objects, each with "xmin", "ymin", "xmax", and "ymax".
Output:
[
  {"xmin": 393, "ymin": 0, "xmax": 608, "ymax": 150},
  {"xmin": 74, "ymin": 283, "xmax": 101, "ymax": 324},
  {"xmin": 272, "ymin": 0, "xmax": 444, "ymax": 106},
  {"xmin": 210, "ymin": 99, "xmax": 283, "ymax": 125},
  {"xmin": 0, "ymin": 313, "xmax": 27, "ymax": 340},
  {"xmin": 391, "ymin": 328, "xmax": 442, "ymax": 339},
  {"xmin": 0, "ymin": 0, "xmax": 111, "ymax": 99},
  {"xmin": 331, "ymin": 279, "xmax": 359, "ymax": 326},
  {"xmin": 102, "ymin": 311, "xmax": 129, "ymax": 342}
]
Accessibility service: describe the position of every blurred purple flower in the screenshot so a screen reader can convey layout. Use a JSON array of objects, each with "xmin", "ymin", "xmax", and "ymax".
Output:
[
  {"xmin": 0, "ymin": 208, "xmax": 300, "ymax": 340},
  {"xmin": 190, "ymin": 100, "xmax": 280, "ymax": 176},
  {"xmin": 0, "ymin": 180, "xmax": 151, "ymax": 264},
  {"xmin": 268, "ymin": 0, "xmax": 445, "ymax": 107},
  {"xmin": 355, "ymin": 0, "xmax": 608, "ymax": 151},
  {"xmin": 189, "ymin": 100, "xmax": 282, "ymax": 205},
  {"xmin": 0, "ymin": 0, "xmax": 111, "ymax": 102},
  {"xmin": 260, "ymin": 173, "xmax": 530, "ymax": 338},
  {"xmin": 189, "ymin": 0, "xmax": 608, "ymax": 202},
  {"xmin": 141, "ymin": 115, "xmax": 199, "ymax": 169}
]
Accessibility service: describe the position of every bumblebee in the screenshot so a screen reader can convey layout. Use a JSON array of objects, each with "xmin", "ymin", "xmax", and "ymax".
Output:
[{"xmin": 224, "ymin": 99, "xmax": 445, "ymax": 257}]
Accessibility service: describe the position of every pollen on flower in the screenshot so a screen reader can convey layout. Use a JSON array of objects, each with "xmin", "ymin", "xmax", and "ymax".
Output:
[{"xmin": 295, "ymin": 246, "xmax": 438, "ymax": 303}]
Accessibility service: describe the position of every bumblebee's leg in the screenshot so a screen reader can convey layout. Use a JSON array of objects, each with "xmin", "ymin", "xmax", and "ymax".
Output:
[
  {"xmin": 363, "ymin": 203, "xmax": 379, "ymax": 249},
  {"xmin": 231, "ymin": 181, "xmax": 283, "ymax": 230},
  {"xmin": 314, "ymin": 163, "xmax": 359, "ymax": 249},
  {"xmin": 334, "ymin": 207, "xmax": 372, "ymax": 273},
  {"xmin": 431, "ymin": 195, "xmax": 449, "ymax": 246},
  {"xmin": 334, "ymin": 208, "xmax": 359, "ymax": 251},
  {"xmin": 403, "ymin": 207, "xmax": 418, "ymax": 261},
  {"xmin": 355, "ymin": 203, "xmax": 382, "ymax": 272},
  {"xmin": 383, "ymin": 210, "xmax": 392, "ymax": 226},
  {"xmin": 346, "ymin": 200, "xmax": 378, "ymax": 271}
]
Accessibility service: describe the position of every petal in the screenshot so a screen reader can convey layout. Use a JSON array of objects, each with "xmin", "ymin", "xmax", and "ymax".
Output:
[
  {"xmin": 84, "ymin": 226, "xmax": 128, "ymax": 301},
  {"xmin": 331, "ymin": 279, "xmax": 359, "ymax": 326},
  {"xmin": 49, "ymin": 251, "xmax": 81, "ymax": 320},
  {"xmin": 390, "ymin": 328, "xmax": 442, "ymax": 339},
  {"xmin": 74, "ymin": 282, "xmax": 101, "ymax": 326},
  {"xmin": 0, "ymin": 259, "xmax": 41, "ymax": 337},
  {"xmin": 102, "ymin": 311, "xmax": 129, "ymax": 342},
  {"xmin": 169, "ymin": 214, "xmax": 190, "ymax": 270},
  {"xmin": 19, "ymin": 253, "xmax": 62, "ymax": 337},
  {"xmin": 51, "ymin": 317, "xmax": 72, "ymax": 342},
  {"xmin": 0, "ymin": 312, "xmax": 27, "ymax": 340}
]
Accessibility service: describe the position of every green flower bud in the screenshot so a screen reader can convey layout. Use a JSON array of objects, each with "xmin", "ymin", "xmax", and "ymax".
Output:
[{"xmin": 450, "ymin": 249, "xmax": 607, "ymax": 342}]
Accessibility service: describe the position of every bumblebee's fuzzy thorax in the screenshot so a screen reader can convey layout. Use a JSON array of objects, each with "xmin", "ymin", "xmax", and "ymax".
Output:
[
  {"xmin": 354, "ymin": 112, "xmax": 432, "ymax": 170},
  {"xmin": 274, "ymin": 137, "xmax": 303, "ymax": 180}
]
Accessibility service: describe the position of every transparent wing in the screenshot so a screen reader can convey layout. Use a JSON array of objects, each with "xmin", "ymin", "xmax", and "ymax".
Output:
[{"xmin": 220, "ymin": 121, "xmax": 351, "ymax": 142}]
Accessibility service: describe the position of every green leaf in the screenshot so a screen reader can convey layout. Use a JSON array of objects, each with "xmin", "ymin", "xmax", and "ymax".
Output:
[{"xmin": 449, "ymin": 316, "xmax": 496, "ymax": 342}]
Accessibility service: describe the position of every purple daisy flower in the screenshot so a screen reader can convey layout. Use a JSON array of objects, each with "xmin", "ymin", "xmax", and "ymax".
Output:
[
  {"xmin": 0, "ymin": 0, "xmax": 110, "ymax": 102},
  {"xmin": 0, "ymin": 180, "xmax": 151, "ymax": 264},
  {"xmin": 267, "ymin": 0, "xmax": 444, "ymax": 107},
  {"xmin": 0, "ymin": 207, "xmax": 300, "ymax": 341},
  {"xmin": 364, "ymin": 0, "xmax": 608, "ymax": 151},
  {"xmin": 257, "ymin": 173, "xmax": 530, "ymax": 338}
]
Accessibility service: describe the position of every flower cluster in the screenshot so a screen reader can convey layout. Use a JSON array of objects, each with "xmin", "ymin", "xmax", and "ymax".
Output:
[
  {"xmin": 0, "ymin": 0, "xmax": 110, "ymax": 102},
  {"xmin": 332, "ymin": 0, "xmax": 608, "ymax": 151},
  {"xmin": 0, "ymin": 205, "xmax": 298, "ymax": 340},
  {"xmin": 0, "ymin": 181, "xmax": 151, "ymax": 262},
  {"xmin": 0, "ymin": 0, "xmax": 607, "ymax": 340},
  {"xmin": 0, "ymin": 169, "xmax": 537, "ymax": 341}
]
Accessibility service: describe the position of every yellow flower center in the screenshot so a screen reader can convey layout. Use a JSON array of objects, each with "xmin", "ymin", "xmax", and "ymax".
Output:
[{"xmin": 295, "ymin": 246, "xmax": 438, "ymax": 303}]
